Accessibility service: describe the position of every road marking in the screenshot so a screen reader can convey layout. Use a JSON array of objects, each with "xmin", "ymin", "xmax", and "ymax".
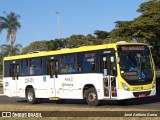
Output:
[{"xmin": 0, "ymin": 94, "xmax": 4, "ymax": 96}]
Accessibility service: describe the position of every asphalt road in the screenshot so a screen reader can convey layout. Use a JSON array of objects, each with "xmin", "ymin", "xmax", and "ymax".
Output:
[
  {"xmin": 1, "ymin": 95, "xmax": 160, "ymax": 110},
  {"xmin": 1, "ymin": 93, "xmax": 160, "ymax": 110},
  {"xmin": 0, "ymin": 80, "xmax": 160, "ymax": 110}
]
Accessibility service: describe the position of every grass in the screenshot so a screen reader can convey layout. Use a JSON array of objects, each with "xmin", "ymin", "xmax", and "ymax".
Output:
[
  {"xmin": 0, "ymin": 118, "xmax": 160, "ymax": 120},
  {"xmin": 0, "ymin": 117, "xmax": 157, "ymax": 120},
  {"xmin": 0, "ymin": 103, "xmax": 158, "ymax": 111},
  {"xmin": 0, "ymin": 101, "xmax": 160, "ymax": 120},
  {"xmin": 0, "ymin": 104, "xmax": 160, "ymax": 120}
]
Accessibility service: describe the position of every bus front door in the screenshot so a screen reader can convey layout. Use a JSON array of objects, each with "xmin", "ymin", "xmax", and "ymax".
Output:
[
  {"xmin": 10, "ymin": 64, "xmax": 19, "ymax": 96},
  {"xmin": 48, "ymin": 61, "xmax": 58, "ymax": 97},
  {"xmin": 101, "ymin": 55, "xmax": 118, "ymax": 99}
]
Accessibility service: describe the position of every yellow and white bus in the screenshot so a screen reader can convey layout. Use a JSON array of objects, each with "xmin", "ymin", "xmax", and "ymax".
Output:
[{"xmin": 3, "ymin": 42, "xmax": 156, "ymax": 106}]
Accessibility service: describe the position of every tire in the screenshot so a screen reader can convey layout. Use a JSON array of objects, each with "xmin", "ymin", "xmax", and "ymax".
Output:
[
  {"xmin": 26, "ymin": 88, "xmax": 38, "ymax": 104},
  {"xmin": 85, "ymin": 87, "xmax": 99, "ymax": 106}
]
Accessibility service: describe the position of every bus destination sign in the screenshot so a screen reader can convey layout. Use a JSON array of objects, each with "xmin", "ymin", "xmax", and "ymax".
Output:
[{"xmin": 120, "ymin": 46, "xmax": 145, "ymax": 51}]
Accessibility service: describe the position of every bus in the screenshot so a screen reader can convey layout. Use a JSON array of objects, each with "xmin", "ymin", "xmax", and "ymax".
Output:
[{"xmin": 3, "ymin": 42, "xmax": 156, "ymax": 106}]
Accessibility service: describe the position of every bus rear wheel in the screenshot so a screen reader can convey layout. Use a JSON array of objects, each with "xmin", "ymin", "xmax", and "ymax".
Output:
[
  {"xmin": 26, "ymin": 88, "xmax": 38, "ymax": 104},
  {"xmin": 85, "ymin": 87, "xmax": 99, "ymax": 106}
]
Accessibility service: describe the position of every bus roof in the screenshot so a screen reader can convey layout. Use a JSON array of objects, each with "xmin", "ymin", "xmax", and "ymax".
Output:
[{"xmin": 3, "ymin": 42, "xmax": 148, "ymax": 61}]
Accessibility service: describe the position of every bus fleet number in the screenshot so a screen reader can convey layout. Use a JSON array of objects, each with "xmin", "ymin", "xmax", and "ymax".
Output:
[{"xmin": 25, "ymin": 78, "xmax": 34, "ymax": 83}]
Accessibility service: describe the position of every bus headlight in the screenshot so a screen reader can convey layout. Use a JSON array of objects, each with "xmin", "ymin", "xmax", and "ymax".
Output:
[{"xmin": 121, "ymin": 83, "xmax": 130, "ymax": 91}]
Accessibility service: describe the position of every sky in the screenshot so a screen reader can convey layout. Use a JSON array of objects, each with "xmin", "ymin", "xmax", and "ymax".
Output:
[{"xmin": 0, "ymin": 0, "xmax": 148, "ymax": 48}]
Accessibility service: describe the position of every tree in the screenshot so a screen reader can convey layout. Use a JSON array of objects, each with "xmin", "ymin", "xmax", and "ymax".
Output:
[
  {"xmin": 0, "ymin": 12, "xmax": 21, "ymax": 46},
  {"xmin": 0, "ymin": 44, "xmax": 22, "ymax": 56},
  {"xmin": 109, "ymin": 21, "xmax": 133, "ymax": 42},
  {"xmin": 110, "ymin": 0, "xmax": 160, "ymax": 44},
  {"xmin": 94, "ymin": 30, "xmax": 109, "ymax": 39},
  {"xmin": 22, "ymin": 41, "xmax": 48, "ymax": 54},
  {"xmin": 65, "ymin": 35, "xmax": 85, "ymax": 48},
  {"xmin": 0, "ymin": 43, "xmax": 22, "ymax": 73},
  {"xmin": 109, "ymin": 0, "xmax": 160, "ymax": 67},
  {"xmin": 131, "ymin": 0, "xmax": 160, "ymax": 44}
]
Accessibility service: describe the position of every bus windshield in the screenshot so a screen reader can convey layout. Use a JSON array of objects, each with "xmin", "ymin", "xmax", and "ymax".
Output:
[{"xmin": 117, "ymin": 45, "xmax": 154, "ymax": 85}]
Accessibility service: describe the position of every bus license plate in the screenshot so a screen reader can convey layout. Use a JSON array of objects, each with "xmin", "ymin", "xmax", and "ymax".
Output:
[{"xmin": 139, "ymin": 94, "xmax": 147, "ymax": 98}]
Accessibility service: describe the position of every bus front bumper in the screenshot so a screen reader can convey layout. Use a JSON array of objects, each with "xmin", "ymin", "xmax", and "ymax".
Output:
[{"xmin": 117, "ymin": 87, "xmax": 156, "ymax": 100}]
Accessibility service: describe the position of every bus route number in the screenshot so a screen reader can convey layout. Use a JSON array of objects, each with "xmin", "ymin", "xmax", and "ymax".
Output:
[{"xmin": 25, "ymin": 78, "xmax": 34, "ymax": 83}]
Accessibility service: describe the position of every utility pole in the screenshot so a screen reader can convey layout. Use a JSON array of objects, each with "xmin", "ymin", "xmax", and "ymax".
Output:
[{"xmin": 55, "ymin": 11, "xmax": 61, "ymax": 39}]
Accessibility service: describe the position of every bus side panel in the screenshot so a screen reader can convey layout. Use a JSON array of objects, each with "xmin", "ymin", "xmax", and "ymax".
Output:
[
  {"xmin": 55, "ymin": 73, "xmax": 103, "ymax": 99},
  {"xmin": 17, "ymin": 76, "xmax": 49, "ymax": 98},
  {"xmin": 3, "ymin": 77, "xmax": 11, "ymax": 97}
]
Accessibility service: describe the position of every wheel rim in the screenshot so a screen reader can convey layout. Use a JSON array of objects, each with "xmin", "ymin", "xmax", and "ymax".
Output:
[
  {"xmin": 28, "ymin": 92, "xmax": 34, "ymax": 102},
  {"xmin": 88, "ymin": 92, "xmax": 96, "ymax": 102}
]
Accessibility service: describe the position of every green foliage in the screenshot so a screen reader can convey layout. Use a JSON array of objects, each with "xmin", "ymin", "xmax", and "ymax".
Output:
[
  {"xmin": 64, "ymin": 34, "xmax": 108, "ymax": 48},
  {"xmin": 51, "ymin": 39, "xmax": 65, "ymax": 50},
  {"xmin": 0, "ymin": 43, "xmax": 22, "ymax": 73},
  {"xmin": 22, "ymin": 41, "xmax": 49, "ymax": 54},
  {"xmin": 110, "ymin": 0, "xmax": 160, "ymax": 43},
  {"xmin": 22, "ymin": 34, "xmax": 109, "ymax": 53},
  {"xmin": 65, "ymin": 34, "xmax": 86, "ymax": 48},
  {"xmin": 0, "ymin": 12, "xmax": 21, "ymax": 46},
  {"xmin": 109, "ymin": 0, "xmax": 160, "ymax": 67},
  {"xmin": 0, "ymin": 44, "xmax": 22, "ymax": 56},
  {"xmin": 109, "ymin": 21, "xmax": 133, "ymax": 43},
  {"xmin": 94, "ymin": 30, "xmax": 109, "ymax": 39}
]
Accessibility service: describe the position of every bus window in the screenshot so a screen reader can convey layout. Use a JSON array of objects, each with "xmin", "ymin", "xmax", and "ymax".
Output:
[
  {"xmin": 59, "ymin": 54, "xmax": 76, "ymax": 73},
  {"xmin": 29, "ymin": 58, "xmax": 42, "ymax": 75},
  {"xmin": 10, "ymin": 64, "xmax": 19, "ymax": 80},
  {"xmin": 20, "ymin": 59, "xmax": 29, "ymax": 75},
  {"xmin": 47, "ymin": 61, "xmax": 58, "ymax": 78},
  {"xmin": 4, "ymin": 62, "xmax": 10, "ymax": 77},
  {"xmin": 110, "ymin": 56, "xmax": 117, "ymax": 76},
  {"xmin": 102, "ymin": 56, "xmax": 107, "ymax": 75},
  {"xmin": 118, "ymin": 45, "xmax": 153, "ymax": 85},
  {"xmin": 77, "ymin": 52, "xmax": 96, "ymax": 72}
]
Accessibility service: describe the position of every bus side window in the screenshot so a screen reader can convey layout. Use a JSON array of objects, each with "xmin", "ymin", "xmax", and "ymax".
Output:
[
  {"xmin": 28, "ymin": 58, "xmax": 42, "ymax": 75},
  {"xmin": 47, "ymin": 61, "xmax": 58, "ymax": 78},
  {"xmin": 10, "ymin": 64, "xmax": 19, "ymax": 80},
  {"xmin": 21, "ymin": 59, "xmax": 29, "ymax": 75},
  {"xmin": 77, "ymin": 63, "xmax": 81, "ymax": 72},
  {"xmin": 59, "ymin": 54, "xmax": 76, "ymax": 74},
  {"xmin": 77, "ymin": 52, "xmax": 96, "ymax": 72}
]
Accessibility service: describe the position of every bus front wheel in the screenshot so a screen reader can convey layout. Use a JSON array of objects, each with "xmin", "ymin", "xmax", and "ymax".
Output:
[
  {"xmin": 26, "ymin": 88, "xmax": 38, "ymax": 104},
  {"xmin": 85, "ymin": 87, "xmax": 99, "ymax": 106}
]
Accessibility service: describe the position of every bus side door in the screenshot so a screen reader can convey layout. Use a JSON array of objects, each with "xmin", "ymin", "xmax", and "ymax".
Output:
[
  {"xmin": 101, "ymin": 54, "xmax": 118, "ymax": 99},
  {"xmin": 47, "ymin": 60, "xmax": 58, "ymax": 97},
  {"xmin": 10, "ymin": 64, "xmax": 19, "ymax": 96}
]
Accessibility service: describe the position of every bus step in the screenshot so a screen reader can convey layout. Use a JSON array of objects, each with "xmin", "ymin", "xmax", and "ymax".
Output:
[{"xmin": 49, "ymin": 97, "xmax": 60, "ymax": 100}]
